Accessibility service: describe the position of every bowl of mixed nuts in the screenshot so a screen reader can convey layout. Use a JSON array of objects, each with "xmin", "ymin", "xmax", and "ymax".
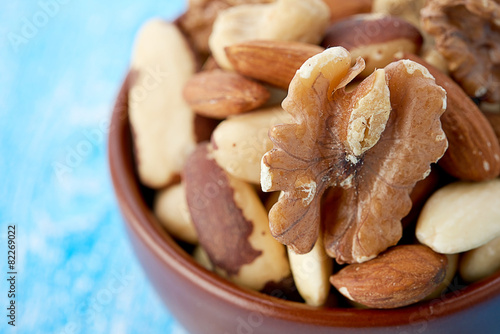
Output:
[{"xmin": 109, "ymin": 0, "xmax": 500, "ymax": 332}]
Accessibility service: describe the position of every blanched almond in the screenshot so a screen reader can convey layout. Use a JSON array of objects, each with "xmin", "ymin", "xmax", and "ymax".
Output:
[
  {"xmin": 211, "ymin": 106, "xmax": 292, "ymax": 184},
  {"xmin": 416, "ymin": 179, "xmax": 500, "ymax": 254},
  {"xmin": 459, "ymin": 237, "xmax": 500, "ymax": 283}
]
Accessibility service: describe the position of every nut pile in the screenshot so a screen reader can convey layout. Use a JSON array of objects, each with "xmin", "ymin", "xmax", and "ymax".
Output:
[{"xmin": 127, "ymin": 0, "xmax": 500, "ymax": 309}]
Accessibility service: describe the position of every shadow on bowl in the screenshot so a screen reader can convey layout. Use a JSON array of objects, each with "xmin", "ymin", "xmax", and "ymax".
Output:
[{"xmin": 108, "ymin": 73, "xmax": 500, "ymax": 334}]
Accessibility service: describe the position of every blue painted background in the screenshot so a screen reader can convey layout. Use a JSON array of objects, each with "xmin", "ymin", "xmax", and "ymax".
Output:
[{"xmin": 0, "ymin": 1, "xmax": 189, "ymax": 333}]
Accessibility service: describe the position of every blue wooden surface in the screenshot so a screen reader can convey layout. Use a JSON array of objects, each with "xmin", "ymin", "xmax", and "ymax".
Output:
[{"xmin": 0, "ymin": 1, "xmax": 189, "ymax": 333}]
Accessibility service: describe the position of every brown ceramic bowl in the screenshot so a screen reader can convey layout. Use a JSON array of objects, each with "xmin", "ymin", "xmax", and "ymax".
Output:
[{"xmin": 109, "ymin": 74, "xmax": 500, "ymax": 334}]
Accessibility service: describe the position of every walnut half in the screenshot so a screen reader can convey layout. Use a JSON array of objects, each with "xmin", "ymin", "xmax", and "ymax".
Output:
[
  {"xmin": 261, "ymin": 47, "xmax": 448, "ymax": 264},
  {"xmin": 421, "ymin": 0, "xmax": 500, "ymax": 102}
]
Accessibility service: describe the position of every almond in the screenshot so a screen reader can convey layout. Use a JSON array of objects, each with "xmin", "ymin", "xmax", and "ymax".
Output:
[
  {"xmin": 322, "ymin": 0, "xmax": 372, "ymax": 23},
  {"xmin": 401, "ymin": 53, "xmax": 500, "ymax": 181},
  {"xmin": 183, "ymin": 69, "xmax": 270, "ymax": 119},
  {"xmin": 484, "ymin": 111, "xmax": 500, "ymax": 144},
  {"xmin": 225, "ymin": 40, "xmax": 324, "ymax": 89},
  {"xmin": 330, "ymin": 245, "xmax": 447, "ymax": 309},
  {"xmin": 425, "ymin": 253, "xmax": 459, "ymax": 300}
]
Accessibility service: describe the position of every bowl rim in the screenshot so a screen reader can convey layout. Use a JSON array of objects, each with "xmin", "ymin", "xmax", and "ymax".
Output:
[{"xmin": 109, "ymin": 72, "xmax": 500, "ymax": 328}]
